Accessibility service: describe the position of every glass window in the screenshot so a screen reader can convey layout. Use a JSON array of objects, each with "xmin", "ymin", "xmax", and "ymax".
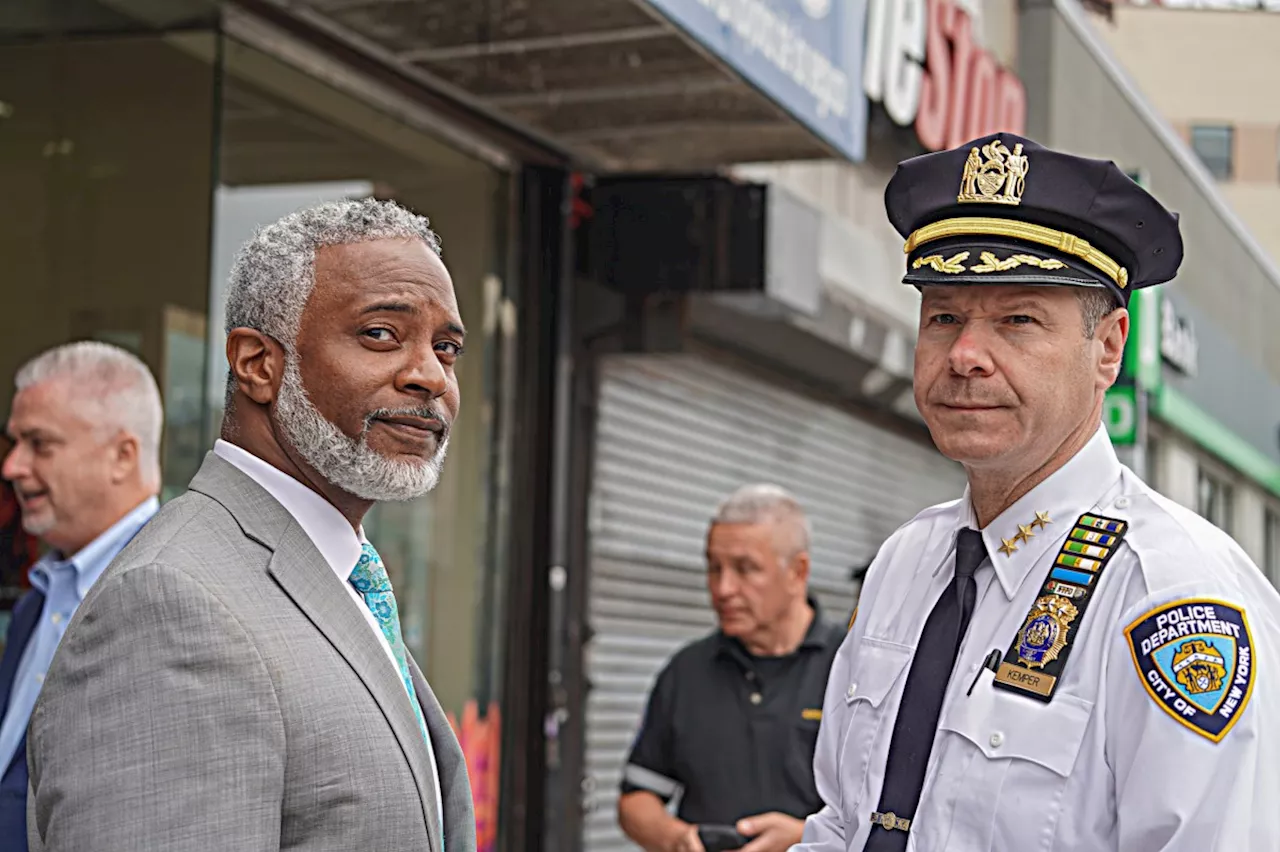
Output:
[
  {"xmin": 1190, "ymin": 125, "xmax": 1234, "ymax": 180},
  {"xmin": 0, "ymin": 29, "xmax": 220, "ymax": 614},
  {"xmin": 1197, "ymin": 467, "xmax": 1235, "ymax": 533}
]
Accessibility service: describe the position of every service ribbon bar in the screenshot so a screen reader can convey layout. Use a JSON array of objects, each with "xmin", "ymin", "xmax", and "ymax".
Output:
[{"xmin": 994, "ymin": 511, "xmax": 1130, "ymax": 703}]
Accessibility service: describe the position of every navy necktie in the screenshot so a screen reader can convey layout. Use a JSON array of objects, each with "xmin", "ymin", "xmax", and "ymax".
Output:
[{"xmin": 863, "ymin": 528, "xmax": 987, "ymax": 851}]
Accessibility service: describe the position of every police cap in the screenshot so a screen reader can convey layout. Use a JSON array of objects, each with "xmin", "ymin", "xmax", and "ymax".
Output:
[{"xmin": 884, "ymin": 133, "xmax": 1183, "ymax": 306}]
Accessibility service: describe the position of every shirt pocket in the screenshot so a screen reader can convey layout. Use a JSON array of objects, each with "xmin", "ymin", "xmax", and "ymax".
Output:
[
  {"xmin": 936, "ymin": 690, "xmax": 1094, "ymax": 852},
  {"xmin": 836, "ymin": 638, "xmax": 913, "ymax": 818}
]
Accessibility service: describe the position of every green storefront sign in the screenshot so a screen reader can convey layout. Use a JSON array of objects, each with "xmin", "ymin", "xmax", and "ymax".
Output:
[
  {"xmin": 1103, "ymin": 384, "xmax": 1137, "ymax": 446},
  {"xmin": 1106, "ymin": 283, "xmax": 1280, "ymax": 496},
  {"xmin": 1103, "ymin": 287, "xmax": 1160, "ymax": 447}
]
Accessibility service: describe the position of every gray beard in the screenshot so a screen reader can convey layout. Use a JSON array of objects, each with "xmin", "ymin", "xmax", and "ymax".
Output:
[{"xmin": 274, "ymin": 355, "xmax": 448, "ymax": 502}]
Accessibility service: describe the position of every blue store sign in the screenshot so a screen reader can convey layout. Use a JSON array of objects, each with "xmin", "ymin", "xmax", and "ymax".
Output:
[{"xmin": 642, "ymin": 0, "xmax": 869, "ymax": 162}]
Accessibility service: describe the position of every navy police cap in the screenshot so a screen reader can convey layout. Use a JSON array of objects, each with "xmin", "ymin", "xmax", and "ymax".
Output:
[{"xmin": 884, "ymin": 133, "xmax": 1183, "ymax": 306}]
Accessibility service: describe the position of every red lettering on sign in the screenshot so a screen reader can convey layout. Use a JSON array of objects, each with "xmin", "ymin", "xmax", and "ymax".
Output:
[
  {"xmin": 944, "ymin": 2, "xmax": 975, "ymax": 150},
  {"xmin": 903, "ymin": 0, "xmax": 1027, "ymax": 152},
  {"xmin": 965, "ymin": 48, "xmax": 997, "ymax": 142},
  {"xmin": 915, "ymin": 0, "xmax": 950, "ymax": 151},
  {"xmin": 995, "ymin": 69, "xmax": 1027, "ymax": 139}
]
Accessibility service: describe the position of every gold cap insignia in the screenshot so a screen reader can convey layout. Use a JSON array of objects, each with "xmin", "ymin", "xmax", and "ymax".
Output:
[{"xmin": 958, "ymin": 139, "xmax": 1028, "ymax": 206}]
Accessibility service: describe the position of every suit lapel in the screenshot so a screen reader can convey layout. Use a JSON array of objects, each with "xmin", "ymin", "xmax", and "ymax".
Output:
[
  {"xmin": 188, "ymin": 453, "xmax": 442, "ymax": 849},
  {"xmin": 409, "ymin": 657, "xmax": 472, "ymax": 852},
  {"xmin": 266, "ymin": 523, "xmax": 440, "ymax": 851}
]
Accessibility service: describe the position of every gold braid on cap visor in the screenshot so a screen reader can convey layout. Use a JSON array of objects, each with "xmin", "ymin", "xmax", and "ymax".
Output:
[{"xmin": 903, "ymin": 217, "xmax": 1130, "ymax": 289}]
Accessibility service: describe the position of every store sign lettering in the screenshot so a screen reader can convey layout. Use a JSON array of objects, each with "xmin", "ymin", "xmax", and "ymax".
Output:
[
  {"xmin": 863, "ymin": 0, "xmax": 1026, "ymax": 151},
  {"xmin": 1160, "ymin": 297, "xmax": 1199, "ymax": 376},
  {"xmin": 643, "ymin": 0, "xmax": 869, "ymax": 160}
]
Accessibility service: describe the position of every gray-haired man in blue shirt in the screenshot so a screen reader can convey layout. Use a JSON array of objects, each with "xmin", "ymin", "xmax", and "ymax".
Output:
[{"xmin": 0, "ymin": 341, "xmax": 162, "ymax": 851}]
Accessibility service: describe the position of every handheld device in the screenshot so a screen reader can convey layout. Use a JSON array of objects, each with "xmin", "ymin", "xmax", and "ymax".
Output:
[{"xmin": 697, "ymin": 824, "xmax": 751, "ymax": 852}]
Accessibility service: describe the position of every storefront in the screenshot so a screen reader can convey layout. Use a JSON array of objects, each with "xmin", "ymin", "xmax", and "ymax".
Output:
[
  {"xmin": 0, "ymin": 3, "xmax": 533, "ymax": 849},
  {"xmin": 1, "ymin": 2, "xmax": 883, "ymax": 850}
]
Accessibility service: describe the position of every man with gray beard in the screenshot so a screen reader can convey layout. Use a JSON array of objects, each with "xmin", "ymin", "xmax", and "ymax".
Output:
[{"xmin": 26, "ymin": 199, "xmax": 475, "ymax": 852}]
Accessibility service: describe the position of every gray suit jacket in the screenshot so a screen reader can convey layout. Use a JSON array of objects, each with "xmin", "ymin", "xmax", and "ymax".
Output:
[{"xmin": 27, "ymin": 454, "xmax": 476, "ymax": 852}]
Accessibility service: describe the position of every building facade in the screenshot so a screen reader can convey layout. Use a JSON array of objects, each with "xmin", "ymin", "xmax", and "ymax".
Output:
[
  {"xmin": 0, "ymin": 2, "xmax": 882, "ymax": 850},
  {"xmin": 6, "ymin": 1, "xmax": 1280, "ymax": 851},
  {"xmin": 1088, "ymin": 1, "xmax": 1280, "ymax": 266},
  {"xmin": 1020, "ymin": 0, "xmax": 1280, "ymax": 582}
]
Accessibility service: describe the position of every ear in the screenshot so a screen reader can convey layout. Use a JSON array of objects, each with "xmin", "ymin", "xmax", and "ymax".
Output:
[
  {"xmin": 789, "ymin": 550, "xmax": 812, "ymax": 587},
  {"xmin": 109, "ymin": 432, "xmax": 142, "ymax": 483},
  {"xmin": 1096, "ymin": 307, "xmax": 1129, "ymax": 390},
  {"xmin": 226, "ymin": 328, "xmax": 286, "ymax": 406}
]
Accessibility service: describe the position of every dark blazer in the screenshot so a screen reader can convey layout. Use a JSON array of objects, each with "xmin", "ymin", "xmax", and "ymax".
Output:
[{"xmin": 0, "ymin": 589, "xmax": 45, "ymax": 852}]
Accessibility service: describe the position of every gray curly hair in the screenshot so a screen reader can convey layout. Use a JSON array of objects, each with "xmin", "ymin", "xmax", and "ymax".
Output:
[
  {"xmin": 223, "ymin": 197, "xmax": 441, "ymax": 404},
  {"xmin": 225, "ymin": 197, "xmax": 441, "ymax": 343}
]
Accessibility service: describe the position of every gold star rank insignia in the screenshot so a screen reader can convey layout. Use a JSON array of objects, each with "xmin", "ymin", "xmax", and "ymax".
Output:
[
  {"xmin": 1017, "ymin": 523, "xmax": 1036, "ymax": 543},
  {"xmin": 1031, "ymin": 511, "xmax": 1052, "ymax": 530},
  {"xmin": 999, "ymin": 537, "xmax": 1019, "ymax": 557}
]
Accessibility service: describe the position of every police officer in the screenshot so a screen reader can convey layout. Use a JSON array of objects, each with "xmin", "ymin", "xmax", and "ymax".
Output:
[
  {"xmin": 619, "ymin": 484, "xmax": 844, "ymax": 852},
  {"xmin": 796, "ymin": 134, "xmax": 1280, "ymax": 852}
]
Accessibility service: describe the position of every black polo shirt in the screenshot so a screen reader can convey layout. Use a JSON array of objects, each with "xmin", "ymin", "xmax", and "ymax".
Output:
[{"xmin": 620, "ymin": 600, "xmax": 844, "ymax": 825}]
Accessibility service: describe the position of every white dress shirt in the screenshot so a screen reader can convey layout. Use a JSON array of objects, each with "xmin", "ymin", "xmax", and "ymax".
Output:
[
  {"xmin": 797, "ymin": 426, "xmax": 1280, "ymax": 851},
  {"xmin": 213, "ymin": 440, "xmax": 442, "ymax": 824}
]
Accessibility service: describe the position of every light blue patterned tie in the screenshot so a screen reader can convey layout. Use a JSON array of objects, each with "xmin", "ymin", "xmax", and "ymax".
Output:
[{"xmin": 350, "ymin": 543, "xmax": 443, "ymax": 850}]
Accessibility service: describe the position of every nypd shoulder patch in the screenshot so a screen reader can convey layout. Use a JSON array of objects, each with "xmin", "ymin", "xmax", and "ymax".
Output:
[{"xmin": 1125, "ymin": 598, "xmax": 1255, "ymax": 743}]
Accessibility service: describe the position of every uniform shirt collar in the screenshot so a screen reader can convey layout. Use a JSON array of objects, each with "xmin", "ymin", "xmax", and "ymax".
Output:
[
  {"xmin": 214, "ymin": 439, "xmax": 367, "ymax": 583},
  {"xmin": 963, "ymin": 425, "xmax": 1123, "ymax": 600},
  {"xmin": 29, "ymin": 495, "xmax": 160, "ymax": 600}
]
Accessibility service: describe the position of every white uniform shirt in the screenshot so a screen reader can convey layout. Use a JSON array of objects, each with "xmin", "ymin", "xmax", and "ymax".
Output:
[{"xmin": 797, "ymin": 426, "xmax": 1280, "ymax": 851}]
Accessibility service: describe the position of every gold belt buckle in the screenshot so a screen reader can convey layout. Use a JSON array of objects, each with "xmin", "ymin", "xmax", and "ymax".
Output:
[{"xmin": 870, "ymin": 811, "xmax": 911, "ymax": 832}]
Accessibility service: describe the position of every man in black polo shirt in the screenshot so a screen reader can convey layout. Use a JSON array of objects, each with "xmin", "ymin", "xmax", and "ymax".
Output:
[{"xmin": 618, "ymin": 484, "xmax": 844, "ymax": 852}]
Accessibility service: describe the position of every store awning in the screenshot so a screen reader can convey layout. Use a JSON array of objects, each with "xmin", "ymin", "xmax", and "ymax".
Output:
[{"xmin": 244, "ymin": 0, "xmax": 868, "ymax": 170}]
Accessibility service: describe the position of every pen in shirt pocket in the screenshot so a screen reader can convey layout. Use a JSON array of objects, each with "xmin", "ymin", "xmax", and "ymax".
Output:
[{"xmin": 967, "ymin": 649, "xmax": 1004, "ymax": 696}]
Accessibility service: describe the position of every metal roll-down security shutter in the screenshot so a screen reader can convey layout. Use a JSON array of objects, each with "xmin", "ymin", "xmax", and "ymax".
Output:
[{"xmin": 581, "ymin": 353, "xmax": 966, "ymax": 850}]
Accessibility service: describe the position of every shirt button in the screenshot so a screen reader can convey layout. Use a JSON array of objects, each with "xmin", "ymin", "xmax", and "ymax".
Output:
[
  {"xmin": 1115, "ymin": 496, "xmax": 1131, "ymax": 509},
  {"xmin": 50, "ymin": 613, "xmax": 62, "ymax": 626},
  {"xmin": 35, "ymin": 673, "xmax": 44, "ymax": 684},
  {"xmin": 847, "ymin": 683, "xmax": 858, "ymax": 699},
  {"xmin": 749, "ymin": 692, "xmax": 762, "ymax": 705},
  {"xmin": 989, "ymin": 731, "xmax": 1004, "ymax": 748}
]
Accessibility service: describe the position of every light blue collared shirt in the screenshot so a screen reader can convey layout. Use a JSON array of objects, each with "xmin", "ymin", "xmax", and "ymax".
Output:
[{"xmin": 0, "ymin": 496, "xmax": 159, "ymax": 772}]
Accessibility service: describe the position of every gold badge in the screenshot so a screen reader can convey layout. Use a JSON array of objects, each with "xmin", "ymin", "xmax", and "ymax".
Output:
[
  {"xmin": 1015, "ymin": 523, "xmax": 1036, "ymax": 543},
  {"xmin": 1031, "ymin": 510, "xmax": 1053, "ymax": 530},
  {"xmin": 958, "ymin": 139, "xmax": 1028, "ymax": 206},
  {"xmin": 998, "ymin": 537, "xmax": 1019, "ymax": 557},
  {"xmin": 1015, "ymin": 595, "xmax": 1079, "ymax": 669}
]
